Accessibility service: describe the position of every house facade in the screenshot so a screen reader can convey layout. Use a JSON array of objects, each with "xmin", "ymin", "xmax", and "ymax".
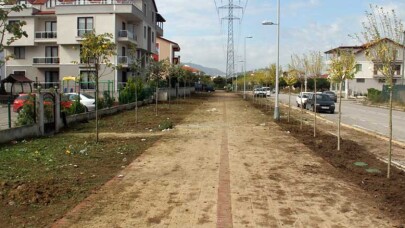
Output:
[
  {"xmin": 3, "ymin": 0, "xmax": 165, "ymax": 93},
  {"xmin": 325, "ymin": 39, "xmax": 405, "ymax": 97},
  {"xmin": 154, "ymin": 37, "xmax": 180, "ymax": 65}
]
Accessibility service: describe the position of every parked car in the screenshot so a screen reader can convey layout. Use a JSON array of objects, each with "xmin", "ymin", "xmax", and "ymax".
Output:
[
  {"xmin": 254, "ymin": 87, "xmax": 270, "ymax": 97},
  {"xmin": 323, "ymin": 91, "xmax": 337, "ymax": 102},
  {"xmin": 253, "ymin": 88, "xmax": 265, "ymax": 97},
  {"xmin": 13, "ymin": 93, "xmax": 71, "ymax": 113},
  {"xmin": 263, "ymin": 87, "xmax": 271, "ymax": 97},
  {"xmin": 13, "ymin": 94, "xmax": 33, "ymax": 113},
  {"xmin": 65, "ymin": 93, "xmax": 96, "ymax": 112},
  {"xmin": 306, "ymin": 93, "xmax": 335, "ymax": 113},
  {"xmin": 296, "ymin": 92, "xmax": 311, "ymax": 107}
]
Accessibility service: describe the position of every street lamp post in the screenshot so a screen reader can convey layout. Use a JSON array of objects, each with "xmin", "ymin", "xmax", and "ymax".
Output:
[
  {"xmin": 262, "ymin": 0, "xmax": 281, "ymax": 120},
  {"xmin": 402, "ymin": 30, "xmax": 405, "ymax": 85},
  {"xmin": 244, "ymin": 36, "xmax": 253, "ymax": 99}
]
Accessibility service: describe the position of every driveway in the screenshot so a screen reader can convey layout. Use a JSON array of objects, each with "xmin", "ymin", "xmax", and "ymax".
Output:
[{"xmin": 53, "ymin": 92, "xmax": 394, "ymax": 227}]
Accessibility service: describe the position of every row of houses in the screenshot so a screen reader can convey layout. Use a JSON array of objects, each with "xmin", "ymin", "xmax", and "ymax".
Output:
[
  {"xmin": 325, "ymin": 39, "xmax": 405, "ymax": 97},
  {"xmin": 1, "ymin": 0, "xmax": 181, "ymax": 94}
]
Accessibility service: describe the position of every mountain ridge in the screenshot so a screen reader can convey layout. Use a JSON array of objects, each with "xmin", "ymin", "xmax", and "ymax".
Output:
[{"xmin": 182, "ymin": 62, "xmax": 225, "ymax": 76}]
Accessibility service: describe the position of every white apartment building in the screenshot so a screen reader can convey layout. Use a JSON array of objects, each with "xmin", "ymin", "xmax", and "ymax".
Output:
[
  {"xmin": 3, "ymin": 0, "xmax": 165, "ymax": 92},
  {"xmin": 325, "ymin": 39, "xmax": 405, "ymax": 97}
]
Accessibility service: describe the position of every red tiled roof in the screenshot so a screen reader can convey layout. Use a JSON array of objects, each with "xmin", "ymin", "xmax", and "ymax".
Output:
[
  {"xmin": 182, "ymin": 65, "xmax": 199, "ymax": 73},
  {"xmin": 32, "ymin": 0, "xmax": 47, "ymax": 4}
]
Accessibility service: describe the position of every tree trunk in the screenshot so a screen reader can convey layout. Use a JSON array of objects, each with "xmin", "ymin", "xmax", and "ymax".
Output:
[
  {"xmin": 388, "ymin": 86, "xmax": 393, "ymax": 178},
  {"xmin": 135, "ymin": 84, "xmax": 138, "ymax": 124},
  {"xmin": 313, "ymin": 78, "xmax": 317, "ymax": 137},
  {"xmin": 183, "ymin": 78, "xmax": 186, "ymax": 99},
  {"xmin": 288, "ymin": 86, "xmax": 291, "ymax": 122},
  {"xmin": 338, "ymin": 81, "xmax": 343, "ymax": 151},
  {"xmin": 300, "ymin": 83, "xmax": 303, "ymax": 130},
  {"xmin": 168, "ymin": 76, "xmax": 171, "ymax": 108},
  {"xmin": 155, "ymin": 84, "xmax": 158, "ymax": 117},
  {"xmin": 95, "ymin": 67, "xmax": 99, "ymax": 143}
]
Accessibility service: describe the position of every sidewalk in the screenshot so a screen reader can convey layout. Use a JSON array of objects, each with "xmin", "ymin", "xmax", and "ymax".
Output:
[{"xmin": 54, "ymin": 92, "xmax": 394, "ymax": 227}]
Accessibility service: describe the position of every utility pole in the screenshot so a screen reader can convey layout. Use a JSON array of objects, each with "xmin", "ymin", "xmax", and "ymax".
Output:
[{"xmin": 218, "ymin": 0, "xmax": 243, "ymax": 87}]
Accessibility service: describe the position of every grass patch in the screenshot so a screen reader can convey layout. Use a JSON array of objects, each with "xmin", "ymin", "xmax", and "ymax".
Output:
[{"xmin": 0, "ymin": 97, "xmax": 202, "ymax": 227}]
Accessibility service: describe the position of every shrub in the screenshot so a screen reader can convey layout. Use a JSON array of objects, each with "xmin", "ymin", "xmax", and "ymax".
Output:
[
  {"xmin": 103, "ymin": 91, "xmax": 114, "ymax": 108},
  {"xmin": 67, "ymin": 100, "xmax": 86, "ymax": 115},
  {"xmin": 15, "ymin": 97, "xmax": 36, "ymax": 126},
  {"xmin": 158, "ymin": 119, "xmax": 173, "ymax": 130},
  {"xmin": 367, "ymin": 88, "xmax": 384, "ymax": 103}
]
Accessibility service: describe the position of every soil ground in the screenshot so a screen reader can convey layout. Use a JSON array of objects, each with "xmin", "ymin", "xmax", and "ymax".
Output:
[{"xmin": 48, "ymin": 91, "xmax": 404, "ymax": 227}]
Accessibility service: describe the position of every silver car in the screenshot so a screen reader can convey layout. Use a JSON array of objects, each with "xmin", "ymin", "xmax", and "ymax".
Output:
[{"xmin": 65, "ymin": 93, "xmax": 96, "ymax": 112}]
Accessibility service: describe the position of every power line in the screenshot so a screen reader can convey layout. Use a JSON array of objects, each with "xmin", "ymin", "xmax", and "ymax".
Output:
[{"xmin": 217, "ymin": 0, "xmax": 244, "ymax": 80}]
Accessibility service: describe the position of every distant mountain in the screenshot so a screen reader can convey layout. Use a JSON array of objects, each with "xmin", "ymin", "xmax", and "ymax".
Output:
[{"xmin": 182, "ymin": 62, "xmax": 225, "ymax": 76}]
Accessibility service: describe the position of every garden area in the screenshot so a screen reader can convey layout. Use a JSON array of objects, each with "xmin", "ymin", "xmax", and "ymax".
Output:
[{"xmin": 0, "ymin": 95, "xmax": 204, "ymax": 227}]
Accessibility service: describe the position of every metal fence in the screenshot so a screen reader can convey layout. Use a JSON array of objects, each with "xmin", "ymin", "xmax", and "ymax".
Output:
[
  {"xmin": 0, "ymin": 100, "xmax": 14, "ymax": 130},
  {"xmin": 382, "ymin": 85, "xmax": 405, "ymax": 103}
]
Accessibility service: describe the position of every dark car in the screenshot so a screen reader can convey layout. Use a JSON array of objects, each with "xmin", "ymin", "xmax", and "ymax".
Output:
[
  {"xmin": 306, "ymin": 93, "xmax": 335, "ymax": 113},
  {"xmin": 323, "ymin": 91, "xmax": 337, "ymax": 102}
]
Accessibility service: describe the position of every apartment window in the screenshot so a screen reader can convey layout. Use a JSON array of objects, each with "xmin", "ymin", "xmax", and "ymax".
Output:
[
  {"xmin": 14, "ymin": 47, "xmax": 25, "ymax": 59},
  {"xmin": 45, "ymin": 46, "xmax": 58, "ymax": 63},
  {"xmin": 152, "ymin": 32, "xmax": 154, "ymax": 42},
  {"xmin": 143, "ymin": 3, "xmax": 147, "ymax": 16},
  {"xmin": 17, "ymin": 0, "xmax": 27, "ymax": 5},
  {"xmin": 77, "ymin": 17, "xmax": 93, "ymax": 36},
  {"xmin": 80, "ymin": 71, "xmax": 96, "ymax": 89},
  {"xmin": 8, "ymin": 20, "xmax": 20, "ymax": 26},
  {"xmin": 373, "ymin": 64, "xmax": 382, "ymax": 75},
  {"xmin": 45, "ymin": 71, "xmax": 59, "ymax": 89},
  {"xmin": 152, "ymin": 12, "xmax": 155, "ymax": 23},
  {"xmin": 46, "ymin": 0, "xmax": 56, "ymax": 8},
  {"xmin": 144, "ymin": 26, "xmax": 146, "ymax": 39},
  {"xmin": 394, "ymin": 65, "xmax": 401, "ymax": 75},
  {"xmin": 355, "ymin": 64, "xmax": 362, "ymax": 72},
  {"xmin": 356, "ymin": 78, "xmax": 365, "ymax": 83},
  {"xmin": 13, "ymin": 71, "xmax": 25, "ymax": 76},
  {"xmin": 378, "ymin": 78, "xmax": 386, "ymax": 83}
]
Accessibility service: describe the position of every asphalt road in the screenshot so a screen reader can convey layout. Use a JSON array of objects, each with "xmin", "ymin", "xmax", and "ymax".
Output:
[{"xmin": 275, "ymin": 93, "xmax": 405, "ymax": 143}]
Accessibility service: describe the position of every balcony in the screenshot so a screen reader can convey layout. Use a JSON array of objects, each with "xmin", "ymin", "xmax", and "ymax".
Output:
[
  {"xmin": 33, "ymin": 57, "xmax": 60, "ymax": 67},
  {"xmin": 35, "ymin": 31, "xmax": 57, "ymax": 42},
  {"xmin": 118, "ymin": 56, "xmax": 134, "ymax": 67},
  {"xmin": 117, "ymin": 30, "xmax": 137, "ymax": 44},
  {"xmin": 173, "ymin": 56, "xmax": 180, "ymax": 65}
]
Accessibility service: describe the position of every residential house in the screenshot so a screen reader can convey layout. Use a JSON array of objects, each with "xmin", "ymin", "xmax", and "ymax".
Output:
[
  {"xmin": 325, "ymin": 39, "xmax": 405, "ymax": 97},
  {"xmin": 154, "ymin": 37, "xmax": 180, "ymax": 65},
  {"xmin": 3, "ymin": 0, "xmax": 165, "ymax": 93}
]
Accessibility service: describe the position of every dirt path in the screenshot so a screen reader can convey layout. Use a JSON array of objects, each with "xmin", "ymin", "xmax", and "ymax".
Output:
[{"xmin": 54, "ymin": 92, "xmax": 395, "ymax": 227}]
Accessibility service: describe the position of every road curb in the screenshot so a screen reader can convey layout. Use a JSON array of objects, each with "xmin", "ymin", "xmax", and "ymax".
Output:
[{"xmin": 280, "ymin": 102, "xmax": 405, "ymax": 148}]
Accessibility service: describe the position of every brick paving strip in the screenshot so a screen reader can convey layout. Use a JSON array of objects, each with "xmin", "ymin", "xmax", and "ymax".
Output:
[{"xmin": 216, "ymin": 101, "xmax": 233, "ymax": 228}]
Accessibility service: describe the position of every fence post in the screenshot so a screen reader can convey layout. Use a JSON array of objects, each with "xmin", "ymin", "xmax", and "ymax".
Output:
[{"xmin": 8, "ymin": 96, "xmax": 11, "ymax": 129}]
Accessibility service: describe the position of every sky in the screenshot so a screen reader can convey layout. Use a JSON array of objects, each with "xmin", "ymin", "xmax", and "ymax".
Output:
[{"xmin": 156, "ymin": 0, "xmax": 405, "ymax": 74}]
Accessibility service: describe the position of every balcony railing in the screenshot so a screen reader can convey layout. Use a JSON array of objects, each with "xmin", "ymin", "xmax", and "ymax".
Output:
[
  {"xmin": 33, "ymin": 57, "xmax": 60, "ymax": 64},
  {"xmin": 118, "ymin": 56, "xmax": 135, "ymax": 65},
  {"xmin": 57, "ymin": 0, "xmax": 136, "ymax": 6},
  {"xmin": 35, "ymin": 31, "xmax": 57, "ymax": 39},
  {"xmin": 118, "ymin": 30, "xmax": 137, "ymax": 41}
]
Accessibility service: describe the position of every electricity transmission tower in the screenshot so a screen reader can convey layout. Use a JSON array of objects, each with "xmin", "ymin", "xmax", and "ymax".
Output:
[{"xmin": 218, "ymin": 0, "xmax": 244, "ymax": 82}]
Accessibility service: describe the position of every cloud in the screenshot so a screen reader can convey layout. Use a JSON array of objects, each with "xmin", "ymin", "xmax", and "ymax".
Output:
[{"xmin": 156, "ymin": 0, "xmax": 405, "ymax": 73}]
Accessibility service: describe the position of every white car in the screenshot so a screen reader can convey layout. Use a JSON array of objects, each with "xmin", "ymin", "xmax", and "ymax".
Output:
[
  {"xmin": 263, "ymin": 87, "xmax": 271, "ymax": 97},
  {"xmin": 65, "ymin": 93, "xmax": 96, "ymax": 111},
  {"xmin": 296, "ymin": 92, "xmax": 312, "ymax": 108}
]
